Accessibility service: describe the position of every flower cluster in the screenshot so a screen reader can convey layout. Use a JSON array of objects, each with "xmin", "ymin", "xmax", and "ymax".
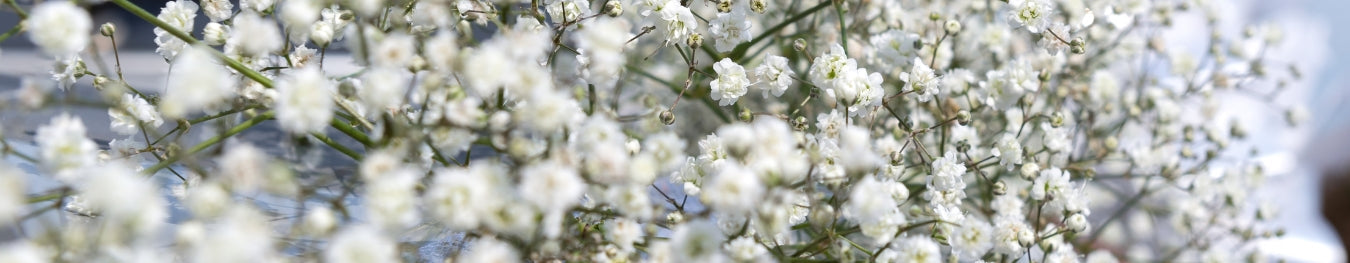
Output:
[{"xmin": 0, "ymin": 0, "xmax": 1316, "ymax": 261}]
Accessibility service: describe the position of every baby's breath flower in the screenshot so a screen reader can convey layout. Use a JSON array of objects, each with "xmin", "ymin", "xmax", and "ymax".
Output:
[
  {"xmin": 26, "ymin": 1, "xmax": 92, "ymax": 57},
  {"xmin": 710, "ymin": 58, "xmax": 751, "ymax": 106}
]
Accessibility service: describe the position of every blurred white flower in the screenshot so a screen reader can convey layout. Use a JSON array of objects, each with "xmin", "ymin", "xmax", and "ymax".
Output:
[
  {"xmin": 27, "ymin": 1, "xmax": 91, "ymax": 57},
  {"xmin": 275, "ymin": 67, "xmax": 335, "ymax": 134}
]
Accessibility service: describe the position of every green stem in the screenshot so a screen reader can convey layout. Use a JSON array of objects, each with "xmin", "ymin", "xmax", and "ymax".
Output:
[
  {"xmin": 0, "ymin": 23, "xmax": 23, "ymax": 43},
  {"xmin": 108, "ymin": 0, "xmax": 275, "ymax": 88},
  {"xmin": 312, "ymin": 133, "xmax": 363, "ymax": 161},
  {"xmin": 330, "ymin": 118, "xmax": 374, "ymax": 146},
  {"xmin": 730, "ymin": 0, "xmax": 833, "ymax": 61},
  {"xmin": 141, "ymin": 111, "xmax": 275, "ymax": 176}
]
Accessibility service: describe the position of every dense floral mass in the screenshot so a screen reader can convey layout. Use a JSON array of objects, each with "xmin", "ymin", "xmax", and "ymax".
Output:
[{"xmin": 0, "ymin": 0, "xmax": 1315, "ymax": 261}]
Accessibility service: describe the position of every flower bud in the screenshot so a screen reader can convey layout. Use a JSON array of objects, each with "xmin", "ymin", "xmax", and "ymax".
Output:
[
  {"xmin": 751, "ymin": 0, "xmax": 766, "ymax": 13},
  {"xmin": 1050, "ymin": 111, "xmax": 1065, "ymax": 128},
  {"xmin": 1104, "ymin": 136, "xmax": 1118, "ymax": 151},
  {"xmin": 890, "ymin": 151, "xmax": 904, "ymax": 166},
  {"xmin": 687, "ymin": 33, "xmax": 704, "ymax": 48},
  {"xmin": 717, "ymin": 0, "xmax": 731, "ymax": 13},
  {"xmin": 793, "ymin": 38, "xmax": 807, "ymax": 51},
  {"xmin": 793, "ymin": 116, "xmax": 808, "ymax": 131},
  {"xmin": 944, "ymin": 20, "xmax": 962, "ymax": 34},
  {"xmin": 993, "ymin": 180, "xmax": 1007, "ymax": 195},
  {"xmin": 659, "ymin": 110, "xmax": 675, "ymax": 125},
  {"xmin": 929, "ymin": 12, "xmax": 941, "ymax": 21},
  {"xmin": 739, "ymin": 108, "xmax": 754, "ymax": 122},
  {"xmin": 1020, "ymin": 162, "xmax": 1041, "ymax": 180},
  {"xmin": 100, "ymin": 23, "xmax": 116, "ymax": 37},
  {"xmin": 956, "ymin": 110, "xmax": 971, "ymax": 125},
  {"xmin": 1066, "ymin": 213, "xmax": 1089, "ymax": 233},
  {"xmin": 604, "ymin": 0, "xmax": 623, "ymax": 17}
]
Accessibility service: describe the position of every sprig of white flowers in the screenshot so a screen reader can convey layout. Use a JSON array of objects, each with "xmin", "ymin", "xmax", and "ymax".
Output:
[{"xmin": 0, "ymin": 0, "xmax": 1313, "ymax": 261}]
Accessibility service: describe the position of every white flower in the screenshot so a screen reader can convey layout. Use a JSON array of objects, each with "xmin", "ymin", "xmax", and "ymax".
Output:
[
  {"xmin": 1040, "ymin": 23, "xmax": 1070, "ymax": 55},
  {"xmin": 108, "ymin": 94, "xmax": 163, "ymax": 135},
  {"xmin": 701, "ymin": 163, "xmax": 765, "ymax": 215},
  {"xmin": 364, "ymin": 168, "xmax": 420, "ymax": 230},
  {"xmin": 992, "ymin": 217, "xmax": 1033, "ymax": 255},
  {"xmin": 953, "ymin": 219, "xmax": 994, "ymax": 260},
  {"xmin": 325, "ymin": 225, "xmax": 398, "ymax": 263},
  {"xmin": 424, "ymin": 30, "xmax": 461, "ymax": 72},
  {"xmin": 710, "ymin": 58, "xmax": 751, "ymax": 106},
  {"xmin": 1041, "ymin": 122, "xmax": 1071, "ymax": 153},
  {"xmin": 808, "ymin": 44, "xmax": 857, "ymax": 91},
  {"xmin": 275, "ymin": 67, "xmax": 335, "ymax": 134},
  {"xmin": 656, "ymin": 1, "xmax": 697, "ymax": 45},
  {"xmin": 1006, "ymin": 0, "xmax": 1053, "ymax": 33},
  {"xmin": 576, "ymin": 18, "xmax": 630, "ymax": 88},
  {"xmin": 519, "ymin": 159, "xmax": 586, "ymax": 213},
  {"xmin": 607, "ymin": 218, "xmax": 643, "ymax": 251},
  {"xmin": 425, "ymin": 164, "xmax": 507, "ymax": 230},
  {"xmin": 281, "ymin": 0, "xmax": 321, "ymax": 30},
  {"xmin": 0, "ymin": 164, "xmax": 23, "ymax": 226},
  {"xmin": 926, "ymin": 151, "xmax": 967, "ymax": 222},
  {"xmin": 844, "ymin": 176, "xmax": 905, "ymax": 243},
  {"xmin": 349, "ymin": 0, "xmax": 386, "ymax": 17},
  {"xmin": 371, "ymin": 33, "xmax": 415, "ymax": 68},
  {"xmin": 869, "ymin": 30, "xmax": 920, "ymax": 70},
  {"xmin": 230, "ymin": 12, "xmax": 283, "ymax": 57},
  {"xmin": 514, "ymin": 91, "xmax": 585, "ymax": 133},
  {"xmin": 26, "ymin": 1, "xmax": 91, "ymax": 57},
  {"xmin": 153, "ymin": 0, "xmax": 198, "ymax": 60},
  {"xmin": 36, "ymin": 114, "xmax": 98, "ymax": 179},
  {"xmin": 709, "ymin": 9, "xmax": 752, "ymax": 52},
  {"xmin": 838, "ymin": 67, "xmax": 885, "ymax": 116},
  {"xmin": 1031, "ymin": 167, "xmax": 1071, "ymax": 201},
  {"xmin": 48, "ymin": 56, "xmax": 82, "ymax": 89},
  {"xmin": 77, "ymin": 161, "xmax": 166, "ymax": 237},
  {"xmin": 893, "ymin": 236, "xmax": 942, "ymax": 263},
  {"xmin": 0, "ymin": 241, "xmax": 48, "ymax": 263},
  {"xmin": 203, "ymin": 22, "xmax": 231, "ymax": 46},
  {"xmin": 724, "ymin": 236, "xmax": 767, "ymax": 261},
  {"xmin": 669, "ymin": 219, "xmax": 727, "ymax": 262},
  {"xmin": 360, "ymin": 67, "xmax": 408, "ymax": 110},
  {"xmin": 900, "ymin": 57, "xmax": 940, "ymax": 102},
  {"xmin": 202, "ymin": 0, "xmax": 234, "ymax": 22},
  {"xmin": 754, "ymin": 55, "xmax": 795, "ymax": 98},
  {"xmin": 643, "ymin": 132, "xmax": 687, "ymax": 173},
  {"xmin": 241, "ymin": 0, "xmax": 275, "ymax": 13},
  {"xmin": 457, "ymin": 237, "xmax": 521, "ymax": 263},
  {"xmin": 991, "ymin": 133, "xmax": 1023, "ymax": 169}
]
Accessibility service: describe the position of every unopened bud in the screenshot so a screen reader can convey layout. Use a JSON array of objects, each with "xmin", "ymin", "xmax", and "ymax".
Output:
[
  {"xmin": 750, "ymin": 0, "xmax": 766, "ymax": 13},
  {"xmin": 1020, "ymin": 162, "xmax": 1041, "ymax": 180},
  {"xmin": 956, "ymin": 110, "xmax": 971, "ymax": 125},
  {"xmin": 1050, "ymin": 112, "xmax": 1065, "ymax": 128},
  {"xmin": 1066, "ymin": 213, "xmax": 1089, "ymax": 233},
  {"xmin": 929, "ymin": 12, "xmax": 941, "ymax": 21},
  {"xmin": 687, "ymin": 33, "xmax": 703, "ymax": 48},
  {"xmin": 717, "ymin": 0, "xmax": 731, "ymax": 13},
  {"xmin": 659, "ymin": 110, "xmax": 675, "ymax": 125},
  {"xmin": 993, "ymin": 181, "xmax": 1007, "ymax": 195},
  {"xmin": 890, "ymin": 151, "xmax": 904, "ymax": 166},
  {"xmin": 793, "ymin": 116, "xmax": 808, "ymax": 131},
  {"xmin": 739, "ymin": 108, "xmax": 754, "ymax": 122},
  {"xmin": 944, "ymin": 20, "xmax": 962, "ymax": 34},
  {"xmin": 603, "ymin": 0, "xmax": 623, "ymax": 17},
  {"xmin": 793, "ymin": 38, "xmax": 807, "ymax": 51},
  {"xmin": 100, "ymin": 23, "xmax": 116, "ymax": 37}
]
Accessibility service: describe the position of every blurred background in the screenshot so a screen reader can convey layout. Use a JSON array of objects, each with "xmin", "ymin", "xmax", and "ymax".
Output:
[{"xmin": 0, "ymin": 0, "xmax": 1347, "ymax": 261}]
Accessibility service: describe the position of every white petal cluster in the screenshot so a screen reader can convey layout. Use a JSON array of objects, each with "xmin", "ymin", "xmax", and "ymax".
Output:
[
  {"xmin": 275, "ymin": 67, "xmax": 335, "ymax": 134},
  {"xmin": 709, "ymin": 9, "xmax": 752, "ymax": 52},
  {"xmin": 710, "ymin": 58, "xmax": 751, "ymax": 106},
  {"xmin": 26, "ymin": 2, "xmax": 91, "ymax": 57},
  {"xmin": 754, "ymin": 55, "xmax": 794, "ymax": 97},
  {"xmin": 154, "ymin": 0, "xmax": 198, "ymax": 60},
  {"xmin": 36, "ymin": 114, "xmax": 98, "ymax": 180}
]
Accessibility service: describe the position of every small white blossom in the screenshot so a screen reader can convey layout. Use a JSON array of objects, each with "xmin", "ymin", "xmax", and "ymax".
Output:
[
  {"xmin": 710, "ymin": 58, "xmax": 751, "ymax": 106},
  {"xmin": 276, "ymin": 67, "xmax": 335, "ymax": 134},
  {"xmin": 709, "ymin": 9, "xmax": 752, "ymax": 52},
  {"xmin": 26, "ymin": 1, "xmax": 92, "ymax": 57},
  {"xmin": 753, "ymin": 55, "xmax": 795, "ymax": 98},
  {"xmin": 153, "ymin": 0, "xmax": 198, "ymax": 60},
  {"xmin": 108, "ymin": 94, "xmax": 163, "ymax": 135},
  {"xmin": 900, "ymin": 58, "xmax": 940, "ymax": 102},
  {"xmin": 36, "ymin": 114, "xmax": 98, "ymax": 179},
  {"xmin": 1006, "ymin": 0, "xmax": 1054, "ymax": 33}
]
